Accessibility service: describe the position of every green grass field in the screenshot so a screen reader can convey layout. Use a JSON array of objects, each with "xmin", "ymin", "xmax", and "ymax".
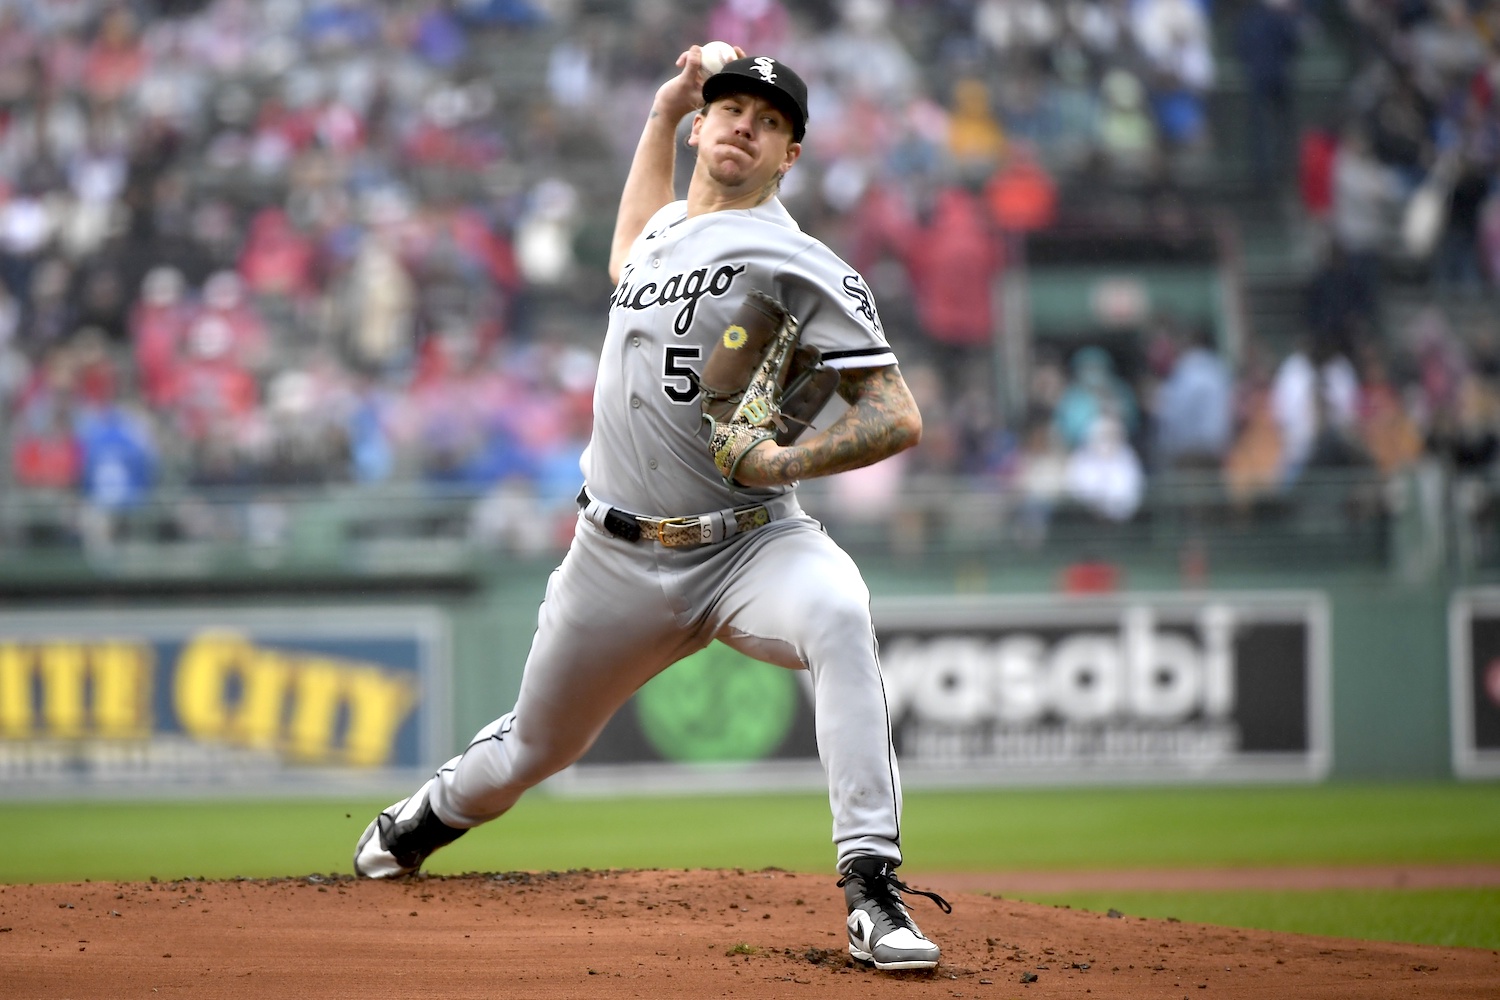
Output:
[{"xmin": 4, "ymin": 782, "xmax": 1498, "ymax": 949}]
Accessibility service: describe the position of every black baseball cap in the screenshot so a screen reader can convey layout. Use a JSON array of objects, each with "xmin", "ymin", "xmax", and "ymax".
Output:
[{"xmin": 702, "ymin": 55, "xmax": 808, "ymax": 142}]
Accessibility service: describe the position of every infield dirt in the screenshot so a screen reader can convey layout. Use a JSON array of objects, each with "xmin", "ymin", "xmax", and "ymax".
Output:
[{"xmin": 2, "ymin": 867, "xmax": 1496, "ymax": 998}]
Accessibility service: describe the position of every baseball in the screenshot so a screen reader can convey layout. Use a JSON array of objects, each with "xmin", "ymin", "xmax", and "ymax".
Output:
[{"xmin": 700, "ymin": 40, "xmax": 737, "ymax": 76}]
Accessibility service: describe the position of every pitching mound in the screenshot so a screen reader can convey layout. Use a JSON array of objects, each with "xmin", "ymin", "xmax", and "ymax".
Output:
[{"xmin": 2, "ymin": 868, "xmax": 1496, "ymax": 998}]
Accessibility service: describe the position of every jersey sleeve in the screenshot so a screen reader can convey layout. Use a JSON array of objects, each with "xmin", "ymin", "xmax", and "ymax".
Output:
[
  {"xmin": 623, "ymin": 200, "xmax": 688, "ymax": 269},
  {"xmin": 773, "ymin": 242, "xmax": 897, "ymax": 370}
]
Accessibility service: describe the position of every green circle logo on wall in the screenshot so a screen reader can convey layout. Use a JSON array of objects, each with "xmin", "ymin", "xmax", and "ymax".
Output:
[{"xmin": 635, "ymin": 643, "xmax": 798, "ymax": 763}]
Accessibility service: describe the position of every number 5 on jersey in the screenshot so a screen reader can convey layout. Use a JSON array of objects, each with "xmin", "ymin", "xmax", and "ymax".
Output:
[{"xmin": 663, "ymin": 345, "xmax": 703, "ymax": 403}]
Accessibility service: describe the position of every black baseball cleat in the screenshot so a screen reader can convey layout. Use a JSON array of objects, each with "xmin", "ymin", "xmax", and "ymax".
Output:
[
  {"xmin": 353, "ymin": 778, "xmax": 468, "ymax": 878},
  {"xmin": 838, "ymin": 856, "xmax": 951, "ymax": 971}
]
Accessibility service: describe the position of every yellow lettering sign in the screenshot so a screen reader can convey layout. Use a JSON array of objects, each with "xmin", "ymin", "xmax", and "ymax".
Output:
[
  {"xmin": 286, "ymin": 660, "xmax": 344, "ymax": 762},
  {"xmin": 342, "ymin": 667, "xmax": 418, "ymax": 767},
  {"xmin": 92, "ymin": 643, "xmax": 152, "ymax": 739},
  {"xmin": 0, "ymin": 630, "xmax": 419, "ymax": 766},
  {"xmin": 0, "ymin": 640, "xmax": 154, "ymax": 740},
  {"xmin": 174, "ymin": 631, "xmax": 249, "ymax": 738},
  {"xmin": 173, "ymin": 631, "xmax": 419, "ymax": 766},
  {"xmin": 233, "ymin": 648, "xmax": 292, "ymax": 751},
  {"xmin": 39, "ymin": 644, "xmax": 89, "ymax": 739},
  {"xmin": 0, "ymin": 645, "xmax": 31, "ymax": 738}
]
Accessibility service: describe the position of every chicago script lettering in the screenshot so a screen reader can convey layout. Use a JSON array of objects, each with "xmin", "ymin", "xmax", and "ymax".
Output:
[{"xmin": 611, "ymin": 262, "xmax": 747, "ymax": 335}]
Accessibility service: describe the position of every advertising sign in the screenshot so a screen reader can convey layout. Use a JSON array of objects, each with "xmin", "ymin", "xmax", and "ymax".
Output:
[
  {"xmin": 1450, "ymin": 589, "xmax": 1500, "ymax": 778},
  {"xmin": 565, "ymin": 592, "xmax": 1330, "ymax": 790},
  {"xmin": 0, "ymin": 607, "xmax": 448, "ymax": 793}
]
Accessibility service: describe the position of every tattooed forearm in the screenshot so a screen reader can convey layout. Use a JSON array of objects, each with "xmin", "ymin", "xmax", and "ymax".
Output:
[{"xmin": 763, "ymin": 365, "xmax": 922, "ymax": 482}]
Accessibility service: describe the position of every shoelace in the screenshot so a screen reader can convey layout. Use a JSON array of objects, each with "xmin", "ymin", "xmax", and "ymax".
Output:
[{"xmin": 838, "ymin": 868, "xmax": 953, "ymax": 916}]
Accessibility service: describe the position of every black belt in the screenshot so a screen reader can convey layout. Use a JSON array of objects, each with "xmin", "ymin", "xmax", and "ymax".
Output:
[{"xmin": 576, "ymin": 486, "xmax": 777, "ymax": 548}]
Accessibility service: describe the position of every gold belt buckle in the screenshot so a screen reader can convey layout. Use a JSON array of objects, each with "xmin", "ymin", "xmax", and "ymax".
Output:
[
  {"xmin": 645, "ymin": 506, "xmax": 771, "ymax": 547},
  {"xmin": 653, "ymin": 516, "xmax": 709, "ymax": 548}
]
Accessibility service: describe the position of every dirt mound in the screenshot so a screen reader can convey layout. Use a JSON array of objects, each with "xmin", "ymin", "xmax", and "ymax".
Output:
[{"xmin": 2, "ymin": 868, "xmax": 1495, "ymax": 998}]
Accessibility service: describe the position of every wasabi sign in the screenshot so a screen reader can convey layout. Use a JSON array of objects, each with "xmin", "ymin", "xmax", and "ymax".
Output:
[
  {"xmin": 874, "ymin": 593, "xmax": 1330, "ymax": 780},
  {"xmin": 0, "ymin": 607, "xmax": 448, "ymax": 792},
  {"xmin": 565, "ymin": 591, "xmax": 1330, "ymax": 790}
]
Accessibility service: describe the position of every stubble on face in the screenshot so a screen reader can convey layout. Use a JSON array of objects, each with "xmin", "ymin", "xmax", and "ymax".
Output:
[{"xmin": 701, "ymin": 155, "xmax": 783, "ymax": 205}]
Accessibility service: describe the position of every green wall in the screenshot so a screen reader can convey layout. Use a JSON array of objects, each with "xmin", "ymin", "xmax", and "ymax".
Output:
[
  {"xmin": 448, "ymin": 549, "xmax": 1460, "ymax": 781},
  {"xmin": 1325, "ymin": 581, "xmax": 1451, "ymax": 778},
  {"xmin": 0, "ymin": 539, "xmax": 1464, "ymax": 782}
]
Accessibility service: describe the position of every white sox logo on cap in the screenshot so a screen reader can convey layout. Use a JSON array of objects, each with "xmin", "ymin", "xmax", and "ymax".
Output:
[{"xmin": 702, "ymin": 55, "xmax": 809, "ymax": 141}]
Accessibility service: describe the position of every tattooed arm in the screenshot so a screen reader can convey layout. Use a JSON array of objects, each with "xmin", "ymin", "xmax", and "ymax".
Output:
[{"xmin": 731, "ymin": 365, "xmax": 923, "ymax": 487}]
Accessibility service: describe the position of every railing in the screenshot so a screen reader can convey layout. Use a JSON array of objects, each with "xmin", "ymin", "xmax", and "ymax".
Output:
[
  {"xmin": 796, "ymin": 467, "xmax": 1406, "ymax": 569},
  {"xmin": 0, "ymin": 482, "xmax": 553, "ymax": 583},
  {"xmin": 0, "ymin": 465, "xmax": 1459, "ymax": 584}
]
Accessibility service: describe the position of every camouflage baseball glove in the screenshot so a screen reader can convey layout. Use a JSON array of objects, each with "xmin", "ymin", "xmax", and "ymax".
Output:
[{"xmin": 697, "ymin": 290, "xmax": 839, "ymax": 487}]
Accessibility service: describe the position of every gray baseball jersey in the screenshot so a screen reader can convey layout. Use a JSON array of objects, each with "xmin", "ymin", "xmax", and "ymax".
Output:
[
  {"xmin": 583, "ymin": 197, "xmax": 895, "ymax": 515},
  {"xmin": 399, "ymin": 196, "xmax": 908, "ymax": 875}
]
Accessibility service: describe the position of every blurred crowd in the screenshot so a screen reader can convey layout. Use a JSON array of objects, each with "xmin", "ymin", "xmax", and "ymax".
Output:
[
  {"xmin": 1, "ymin": 0, "xmax": 1499, "ymax": 551},
  {"xmin": 801, "ymin": 0, "xmax": 1500, "ymax": 539}
]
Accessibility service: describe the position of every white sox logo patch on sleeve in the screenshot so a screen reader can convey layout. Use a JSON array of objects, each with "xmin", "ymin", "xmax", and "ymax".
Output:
[{"xmin": 841, "ymin": 274, "xmax": 883, "ymax": 335}]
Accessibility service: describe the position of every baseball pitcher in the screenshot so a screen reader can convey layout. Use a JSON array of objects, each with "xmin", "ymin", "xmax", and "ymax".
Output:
[{"xmin": 354, "ymin": 43, "xmax": 950, "ymax": 971}]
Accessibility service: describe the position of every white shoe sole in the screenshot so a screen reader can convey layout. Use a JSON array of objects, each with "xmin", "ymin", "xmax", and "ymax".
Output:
[{"xmin": 848, "ymin": 943, "xmax": 939, "ymax": 971}]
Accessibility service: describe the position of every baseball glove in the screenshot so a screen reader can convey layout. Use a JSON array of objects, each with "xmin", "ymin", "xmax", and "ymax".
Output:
[{"xmin": 698, "ymin": 290, "xmax": 840, "ymax": 486}]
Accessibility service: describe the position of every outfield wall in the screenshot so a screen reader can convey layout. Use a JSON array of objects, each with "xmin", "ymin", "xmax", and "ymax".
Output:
[{"xmin": 0, "ymin": 546, "xmax": 1483, "ymax": 795}]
